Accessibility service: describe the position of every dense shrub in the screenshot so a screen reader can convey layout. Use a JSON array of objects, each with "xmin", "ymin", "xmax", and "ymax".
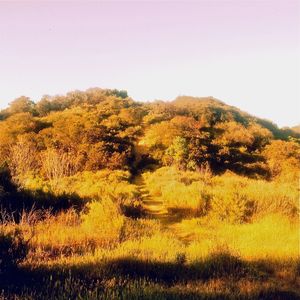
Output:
[
  {"xmin": 210, "ymin": 189, "xmax": 253, "ymax": 224},
  {"xmin": 262, "ymin": 140, "xmax": 300, "ymax": 181},
  {"xmin": 23, "ymin": 170, "xmax": 143, "ymax": 216}
]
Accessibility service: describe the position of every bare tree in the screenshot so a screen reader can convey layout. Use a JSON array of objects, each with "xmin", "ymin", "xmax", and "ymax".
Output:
[
  {"xmin": 41, "ymin": 148, "xmax": 80, "ymax": 181},
  {"xmin": 8, "ymin": 136, "xmax": 39, "ymax": 183}
]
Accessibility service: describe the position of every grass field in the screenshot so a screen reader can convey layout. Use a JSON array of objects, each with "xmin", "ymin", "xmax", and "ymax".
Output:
[{"xmin": 0, "ymin": 168, "xmax": 299, "ymax": 299}]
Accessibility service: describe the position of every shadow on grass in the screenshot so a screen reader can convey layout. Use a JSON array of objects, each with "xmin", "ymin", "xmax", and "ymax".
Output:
[
  {"xmin": 102, "ymin": 253, "xmax": 253, "ymax": 282},
  {"xmin": 0, "ymin": 187, "xmax": 84, "ymax": 219},
  {"xmin": 0, "ymin": 168, "xmax": 84, "ymax": 218},
  {"xmin": 2, "ymin": 253, "xmax": 299, "ymax": 299},
  {"xmin": 0, "ymin": 167, "xmax": 144, "ymax": 221}
]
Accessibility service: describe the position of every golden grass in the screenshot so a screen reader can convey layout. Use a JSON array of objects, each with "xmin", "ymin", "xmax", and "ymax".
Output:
[
  {"xmin": 143, "ymin": 167, "xmax": 299, "ymax": 222},
  {"xmin": 12, "ymin": 210, "xmax": 297, "ymax": 271},
  {"xmin": 1, "ymin": 169, "xmax": 299, "ymax": 298},
  {"xmin": 175, "ymin": 214, "xmax": 299, "ymax": 262},
  {"xmin": 4, "ymin": 168, "xmax": 297, "ymax": 267}
]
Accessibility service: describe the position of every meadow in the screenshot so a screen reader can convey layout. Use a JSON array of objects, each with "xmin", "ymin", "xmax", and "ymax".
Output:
[{"xmin": 1, "ymin": 167, "xmax": 299, "ymax": 299}]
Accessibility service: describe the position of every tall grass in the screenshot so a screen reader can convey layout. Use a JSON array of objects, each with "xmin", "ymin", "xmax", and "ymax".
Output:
[
  {"xmin": 0, "ymin": 167, "xmax": 299, "ymax": 299},
  {"xmin": 143, "ymin": 167, "xmax": 299, "ymax": 222}
]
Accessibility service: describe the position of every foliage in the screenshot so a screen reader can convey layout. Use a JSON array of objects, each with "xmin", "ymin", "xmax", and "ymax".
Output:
[
  {"xmin": 8, "ymin": 96, "xmax": 35, "ymax": 115},
  {"xmin": 164, "ymin": 136, "xmax": 189, "ymax": 169},
  {"xmin": 209, "ymin": 173, "xmax": 298, "ymax": 223},
  {"xmin": 263, "ymin": 140, "xmax": 300, "ymax": 180},
  {"xmin": 81, "ymin": 198, "xmax": 125, "ymax": 248},
  {"xmin": 0, "ymin": 88, "xmax": 299, "ymax": 180}
]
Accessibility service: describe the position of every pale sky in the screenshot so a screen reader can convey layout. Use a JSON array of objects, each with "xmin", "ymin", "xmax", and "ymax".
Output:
[{"xmin": 0, "ymin": 0, "xmax": 299, "ymax": 127}]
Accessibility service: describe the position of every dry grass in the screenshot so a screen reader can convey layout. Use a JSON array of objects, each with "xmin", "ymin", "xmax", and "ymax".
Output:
[
  {"xmin": 143, "ymin": 167, "xmax": 299, "ymax": 221},
  {"xmin": 7, "ymin": 210, "xmax": 296, "ymax": 269},
  {"xmin": 1, "ymin": 168, "xmax": 299, "ymax": 299},
  {"xmin": 175, "ymin": 214, "xmax": 299, "ymax": 262}
]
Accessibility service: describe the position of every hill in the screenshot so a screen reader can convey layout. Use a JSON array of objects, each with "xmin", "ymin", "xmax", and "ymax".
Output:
[
  {"xmin": 0, "ymin": 88, "xmax": 299, "ymax": 299},
  {"xmin": 0, "ymin": 88, "xmax": 299, "ymax": 182},
  {"xmin": 291, "ymin": 124, "xmax": 300, "ymax": 134}
]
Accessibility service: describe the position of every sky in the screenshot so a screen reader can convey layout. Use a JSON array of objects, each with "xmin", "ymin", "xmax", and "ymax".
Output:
[{"xmin": 0, "ymin": 0, "xmax": 299, "ymax": 127}]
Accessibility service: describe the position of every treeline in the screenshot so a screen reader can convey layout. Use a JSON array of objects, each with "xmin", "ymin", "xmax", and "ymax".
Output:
[
  {"xmin": 0, "ymin": 88, "xmax": 299, "ymax": 187},
  {"xmin": 0, "ymin": 88, "xmax": 128, "ymax": 119}
]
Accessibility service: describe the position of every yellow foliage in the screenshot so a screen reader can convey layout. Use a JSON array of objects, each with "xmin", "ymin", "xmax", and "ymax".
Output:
[
  {"xmin": 81, "ymin": 198, "xmax": 125, "ymax": 247},
  {"xmin": 23, "ymin": 170, "xmax": 140, "ymax": 206}
]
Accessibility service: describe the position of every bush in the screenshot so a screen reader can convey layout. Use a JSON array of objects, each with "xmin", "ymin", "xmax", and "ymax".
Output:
[
  {"xmin": 0, "ymin": 228, "xmax": 28, "ymax": 273},
  {"xmin": 161, "ymin": 181, "xmax": 210, "ymax": 215},
  {"xmin": 210, "ymin": 189, "xmax": 254, "ymax": 224},
  {"xmin": 210, "ymin": 174, "xmax": 298, "ymax": 223},
  {"xmin": 198, "ymin": 252, "xmax": 248, "ymax": 278},
  {"xmin": 80, "ymin": 198, "xmax": 125, "ymax": 248},
  {"xmin": 24, "ymin": 170, "xmax": 143, "ymax": 217}
]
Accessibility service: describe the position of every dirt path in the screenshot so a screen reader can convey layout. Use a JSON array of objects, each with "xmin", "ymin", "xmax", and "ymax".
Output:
[
  {"xmin": 133, "ymin": 174, "xmax": 168, "ymax": 218},
  {"xmin": 133, "ymin": 175, "xmax": 190, "ymax": 239}
]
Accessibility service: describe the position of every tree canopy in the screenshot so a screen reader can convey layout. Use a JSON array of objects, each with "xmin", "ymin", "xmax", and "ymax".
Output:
[{"xmin": 0, "ymin": 89, "xmax": 299, "ymax": 184}]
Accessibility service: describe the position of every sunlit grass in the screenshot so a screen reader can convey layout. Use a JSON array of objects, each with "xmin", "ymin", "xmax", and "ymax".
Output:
[
  {"xmin": 181, "ymin": 214, "xmax": 299, "ymax": 262},
  {"xmin": 1, "ymin": 168, "xmax": 299, "ymax": 299}
]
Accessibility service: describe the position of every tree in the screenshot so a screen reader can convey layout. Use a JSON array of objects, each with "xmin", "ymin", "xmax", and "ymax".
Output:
[
  {"xmin": 8, "ymin": 135, "xmax": 39, "ymax": 183},
  {"xmin": 248, "ymin": 123, "xmax": 272, "ymax": 150},
  {"xmin": 164, "ymin": 137, "xmax": 188, "ymax": 169},
  {"xmin": 36, "ymin": 96, "xmax": 53, "ymax": 116},
  {"xmin": 9, "ymin": 96, "xmax": 35, "ymax": 115},
  {"xmin": 262, "ymin": 140, "xmax": 300, "ymax": 179},
  {"xmin": 0, "ymin": 113, "xmax": 40, "ymax": 165},
  {"xmin": 41, "ymin": 148, "xmax": 79, "ymax": 181}
]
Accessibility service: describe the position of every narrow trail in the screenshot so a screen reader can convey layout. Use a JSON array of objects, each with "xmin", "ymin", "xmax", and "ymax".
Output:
[
  {"xmin": 133, "ymin": 174, "xmax": 193, "ymax": 242},
  {"xmin": 132, "ymin": 130, "xmax": 194, "ymax": 241},
  {"xmin": 133, "ymin": 174, "xmax": 168, "ymax": 220}
]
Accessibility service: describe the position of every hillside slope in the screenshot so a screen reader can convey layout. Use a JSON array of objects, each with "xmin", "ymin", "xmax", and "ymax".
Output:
[{"xmin": 0, "ymin": 89, "xmax": 299, "ymax": 183}]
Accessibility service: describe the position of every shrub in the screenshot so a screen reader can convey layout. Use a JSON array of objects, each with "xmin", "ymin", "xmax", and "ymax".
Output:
[
  {"xmin": 210, "ymin": 174, "xmax": 298, "ymax": 223},
  {"xmin": 262, "ymin": 140, "xmax": 300, "ymax": 180},
  {"xmin": 80, "ymin": 198, "xmax": 125, "ymax": 248},
  {"xmin": 198, "ymin": 252, "xmax": 248, "ymax": 278},
  {"xmin": 24, "ymin": 170, "xmax": 143, "ymax": 217},
  {"xmin": 210, "ymin": 189, "xmax": 254, "ymax": 224},
  {"xmin": 120, "ymin": 218, "xmax": 161, "ymax": 242},
  {"xmin": 161, "ymin": 181, "xmax": 211, "ymax": 215},
  {"xmin": 59, "ymin": 171, "xmax": 141, "ymax": 210}
]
